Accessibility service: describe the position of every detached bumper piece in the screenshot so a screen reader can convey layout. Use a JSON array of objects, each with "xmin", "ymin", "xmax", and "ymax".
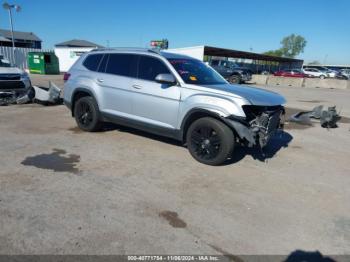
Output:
[
  {"xmin": 225, "ymin": 105, "xmax": 284, "ymax": 148},
  {"xmin": 289, "ymin": 105, "xmax": 341, "ymax": 128},
  {"xmin": 0, "ymin": 81, "xmax": 62, "ymax": 106},
  {"xmin": 32, "ymin": 82, "xmax": 62, "ymax": 104}
]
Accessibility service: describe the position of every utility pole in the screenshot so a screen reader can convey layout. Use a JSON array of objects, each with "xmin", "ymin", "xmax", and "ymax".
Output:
[{"xmin": 3, "ymin": 2, "xmax": 21, "ymax": 66}]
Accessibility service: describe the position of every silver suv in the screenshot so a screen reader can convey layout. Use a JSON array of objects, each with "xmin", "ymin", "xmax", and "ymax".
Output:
[{"xmin": 64, "ymin": 48, "xmax": 286, "ymax": 165}]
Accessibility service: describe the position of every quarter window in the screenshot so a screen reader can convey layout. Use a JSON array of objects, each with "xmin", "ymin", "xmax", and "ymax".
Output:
[
  {"xmin": 105, "ymin": 54, "xmax": 138, "ymax": 77},
  {"xmin": 138, "ymin": 56, "xmax": 170, "ymax": 81},
  {"xmin": 97, "ymin": 54, "xmax": 108, "ymax": 73},
  {"xmin": 83, "ymin": 54, "xmax": 103, "ymax": 71}
]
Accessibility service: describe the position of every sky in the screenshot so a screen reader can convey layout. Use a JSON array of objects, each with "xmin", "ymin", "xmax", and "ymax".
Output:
[{"xmin": 1, "ymin": 0, "xmax": 349, "ymax": 64}]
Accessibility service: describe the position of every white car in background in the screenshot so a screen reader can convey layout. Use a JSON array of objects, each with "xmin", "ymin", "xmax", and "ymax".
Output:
[
  {"xmin": 326, "ymin": 69, "xmax": 338, "ymax": 78},
  {"xmin": 340, "ymin": 69, "xmax": 350, "ymax": 79},
  {"xmin": 303, "ymin": 68, "xmax": 328, "ymax": 79}
]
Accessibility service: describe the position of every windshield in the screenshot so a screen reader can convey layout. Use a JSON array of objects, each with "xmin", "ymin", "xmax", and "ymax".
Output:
[{"xmin": 168, "ymin": 58, "xmax": 227, "ymax": 85}]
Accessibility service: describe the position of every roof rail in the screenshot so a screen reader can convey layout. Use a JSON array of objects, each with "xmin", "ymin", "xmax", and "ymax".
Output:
[{"xmin": 90, "ymin": 47, "xmax": 160, "ymax": 54}]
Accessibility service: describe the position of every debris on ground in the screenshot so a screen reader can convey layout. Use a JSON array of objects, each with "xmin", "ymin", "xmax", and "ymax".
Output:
[
  {"xmin": 0, "ymin": 81, "xmax": 62, "ymax": 106},
  {"xmin": 0, "ymin": 91, "xmax": 16, "ymax": 106},
  {"xmin": 32, "ymin": 82, "xmax": 62, "ymax": 105},
  {"xmin": 16, "ymin": 87, "xmax": 35, "ymax": 104},
  {"xmin": 289, "ymin": 105, "xmax": 341, "ymax": 128}
]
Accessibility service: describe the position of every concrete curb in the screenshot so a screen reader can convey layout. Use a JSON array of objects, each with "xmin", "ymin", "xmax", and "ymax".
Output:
[{"xmin": 251, "ymin": 75, "xmax": 350, "ymax": 90}]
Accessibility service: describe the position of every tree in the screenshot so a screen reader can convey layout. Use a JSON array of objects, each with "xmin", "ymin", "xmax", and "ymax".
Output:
[
  {"xmin": 263, "ymin": 34, "xmax": 307, "ymax": 58},
  {"xmin": 263, "ymin": 49, "xmax": 284, "ymax": 57}
]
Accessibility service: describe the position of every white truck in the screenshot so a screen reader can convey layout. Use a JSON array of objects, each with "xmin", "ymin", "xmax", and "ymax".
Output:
[{"xmin": 0, "ymin": 55, "xmax": 31, "ymax": 93}]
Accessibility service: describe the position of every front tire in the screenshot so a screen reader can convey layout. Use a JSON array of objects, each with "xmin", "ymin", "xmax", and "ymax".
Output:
[
  {"xmin": 74, "ymin": 96, "xmax": 102, "ymax": 132},
  {"xmin": 320, "ymin": 75, "xmax": 325, "ymax": 79},
  {"xmin": 186, "ymin": 117, "xmax": 235, "ymax": 165},
  {"xmin": 228, "ymin": 75, "xmax": 241, "ymax": 84}
]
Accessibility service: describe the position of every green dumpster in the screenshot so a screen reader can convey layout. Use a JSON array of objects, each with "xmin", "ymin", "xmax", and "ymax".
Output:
[{"xmin": 28, "ymin": 52, "xmax": 60, "ymax": 75}]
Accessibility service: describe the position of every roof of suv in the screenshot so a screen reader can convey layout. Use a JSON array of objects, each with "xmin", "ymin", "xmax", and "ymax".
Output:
[{"xmin": 90, "ymin": 47, "xmax": 194, "ymax": 60}]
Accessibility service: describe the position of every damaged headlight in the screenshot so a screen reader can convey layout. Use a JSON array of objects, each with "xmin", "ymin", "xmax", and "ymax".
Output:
[{"xmin": 226, "ymin": 105, "xmax": 285, "ymax": 148}]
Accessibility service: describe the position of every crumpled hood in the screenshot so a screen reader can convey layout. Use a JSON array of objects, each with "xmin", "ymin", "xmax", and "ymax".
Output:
[
  {"xmin": 0, "ymin": 67, "xmax": 23, "ymax": 74},
  {"xmin": 205, "ymin": 83, "xmax": 286, "ymax": 106}
]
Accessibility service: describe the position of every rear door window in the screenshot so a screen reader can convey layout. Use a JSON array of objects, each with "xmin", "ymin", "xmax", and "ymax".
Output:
[
  {"xmin": 83, "ymin": 54, "xmax": 103, "ymax": 71},
  {"xmin": 138, "ymin": 55, "xmax": 170, "ymax": 81},
  {"xmin": 105, "ymin": 54, "xmax": 138, "ymax": 77}
]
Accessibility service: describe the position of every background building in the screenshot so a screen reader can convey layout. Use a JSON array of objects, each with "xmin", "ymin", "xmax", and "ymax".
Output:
[
  {"xmin": 0, "ymin": 29, "xmax": 42, "ymax": 49},
  {"xmin": 54, "ymin": 39, "xmax": 103, "ymax": 72},
  {"xmin": 167, "ymin": 45, "xmax": 304, "ymax": 73}
]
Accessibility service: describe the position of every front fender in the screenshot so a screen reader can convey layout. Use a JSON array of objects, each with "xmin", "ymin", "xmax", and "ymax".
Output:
[{"xmin": 177, "ymin": 93, "xmax": 247, "ymax": 129}]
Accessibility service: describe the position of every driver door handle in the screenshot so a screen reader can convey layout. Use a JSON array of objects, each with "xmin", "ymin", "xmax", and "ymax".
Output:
[
  {"xmin": 132, "ymin": 84, "xmax": 142, "ymax": 89},
  {"xmin": 97, "ymin": 78, "xmax": 104, "ymax": 83}
]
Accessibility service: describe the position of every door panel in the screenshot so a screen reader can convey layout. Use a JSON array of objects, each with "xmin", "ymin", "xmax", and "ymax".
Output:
[
  {"xmin": 97, "ymin": 54, "xmax": 137, "ymax": 117},
  {"xmin": 97, "ymin": 74, "xmax": 133, "ymax": 116},
  {"xmin": 131, "ymin": 55, "xmax": 181, "ymax": 129}
]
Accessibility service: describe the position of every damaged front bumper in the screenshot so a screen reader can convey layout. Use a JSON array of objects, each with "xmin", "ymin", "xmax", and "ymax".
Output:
[{"xmin": 224, "ymin": 105, "xmax": 285, "ymax": 148}]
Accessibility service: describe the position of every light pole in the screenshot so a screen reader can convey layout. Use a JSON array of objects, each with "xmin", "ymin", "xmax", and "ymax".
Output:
[{"xmin": 2, "ymin": 2, "xmax": 21, "ymax": 66}]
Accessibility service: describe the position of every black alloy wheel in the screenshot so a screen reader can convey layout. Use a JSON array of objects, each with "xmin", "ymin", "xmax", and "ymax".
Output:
[
  {"xmin": 74, "ymin": 96, "xmax": 102, "ymax": 132},
  {"xmin": 186, "ymin": 117, "xmax": 235, "ymax": 165}
]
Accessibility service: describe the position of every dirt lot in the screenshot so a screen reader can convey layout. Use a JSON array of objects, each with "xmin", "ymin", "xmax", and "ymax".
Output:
[{"xmin": 1, "ymin": 75, "xmax": 350, "ymax": 257}]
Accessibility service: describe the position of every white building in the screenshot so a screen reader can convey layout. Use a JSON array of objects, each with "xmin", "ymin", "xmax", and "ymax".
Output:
[{"xmin": 54, "ymin": 39, "xmax": 103, "ymax": 72}]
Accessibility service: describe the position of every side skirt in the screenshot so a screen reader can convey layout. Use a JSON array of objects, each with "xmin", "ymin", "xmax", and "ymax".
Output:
[{"xmin": 101, "ymin": 112, "xmax": 183, "ymax": 142}]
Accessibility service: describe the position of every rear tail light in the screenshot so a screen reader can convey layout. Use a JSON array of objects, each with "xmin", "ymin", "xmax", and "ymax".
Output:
[{"xmin": 63, "ymin": 72, "xmax": 71, "ymax": 81}]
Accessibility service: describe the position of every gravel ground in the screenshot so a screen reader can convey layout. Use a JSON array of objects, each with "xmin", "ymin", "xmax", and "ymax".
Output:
[{"xmin": 0, "ymin": 76, "xmax": 349, "ymax": 257}]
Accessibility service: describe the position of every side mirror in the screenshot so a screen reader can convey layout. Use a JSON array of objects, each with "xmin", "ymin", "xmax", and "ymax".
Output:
[{"xmin": 155, "ymin": 73, "xmax": 176, "ymax": 85}]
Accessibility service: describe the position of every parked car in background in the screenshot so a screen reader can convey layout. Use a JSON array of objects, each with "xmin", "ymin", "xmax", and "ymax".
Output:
[
  {"xmin": 303, "ymin": 68, "xmax": 328, "ymax": 79},
  {"xmin": 274, "ymin": 69, "xmax": 307, "ymax": 78},
  {"xmin": 302, "ymin": 66, "xmax": 339, "ymax": 78},
  {"xmin": 326, "ymin": 69, "xmax": 338, "ymax": 78},
  {"xmin": 64, "ymin": 48, "xmax": 286, "ymax": 165},
  {"xmin": 209, "ymin": 59, "xmax": 252, "ymax": 84},
  {"xmin": 0, "ymin": 55, "xmax": 31, "ymax": 93},
  {"xmin": 340, "ymin": 69, "xmax": 350, "ymax": 80}
]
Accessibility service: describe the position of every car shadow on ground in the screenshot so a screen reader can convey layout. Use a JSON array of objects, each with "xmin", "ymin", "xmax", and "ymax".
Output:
[
  {"xmin": 284, "ymin": 250, "xmax": 337, "ymax": 262},
  {"xmin": 225, "ymin": 131, "xmax": 293, "ymax": 164},
  {"xmin": 99, "ymin": 122, "xmax": 183, "ymax": 146},
  {"xmin": 90, "ymin": 123, "xmax": 293, "ymax": 165},
  {"xmin": 230, "ymin": 250, "xmax": 338, "ymax": 262}
]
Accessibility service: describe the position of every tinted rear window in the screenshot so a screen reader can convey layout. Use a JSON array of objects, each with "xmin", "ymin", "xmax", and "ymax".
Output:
[
  {"xmin": 138, "ymin": 56, "xmax": 170, "ymax": 81},
  {"xmin": 105, "ymin": 54, "xmax": 138, "ymax": 77},
  {"xmin": 83, "ymin": 54, "xmax": 103, "ymax": 71}
]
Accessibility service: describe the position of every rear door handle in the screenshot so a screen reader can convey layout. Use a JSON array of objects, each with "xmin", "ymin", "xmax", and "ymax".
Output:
[
  {"xmin": 132, "ymin": 84, "xmax": 142, "ymax": 89},
  {"xmin": 97, "ymin": 78, "xmax": 104, "ymax": 83}
]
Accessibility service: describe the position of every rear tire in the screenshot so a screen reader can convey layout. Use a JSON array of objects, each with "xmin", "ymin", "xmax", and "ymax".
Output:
[
  {"xmin": 320, "ymin": 75, "xmax": 325, "ymax": 79},
  {"xmin": 74, "ymin": 96, "xmax": 102, "ymax": 132},
  {"xmin": 186, "ymin": 117, "xmax": 235, "ymax": 165}
]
